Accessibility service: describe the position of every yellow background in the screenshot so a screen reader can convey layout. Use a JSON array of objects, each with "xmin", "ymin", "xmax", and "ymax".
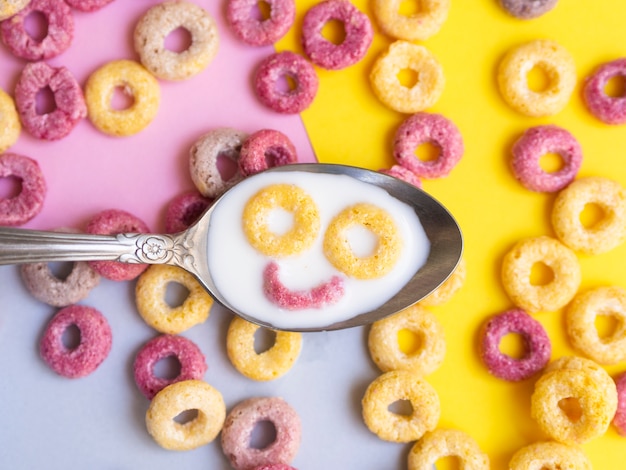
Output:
[{"xmin": 279, "ymin": 1, "xmax": 626, "ymax": 468}]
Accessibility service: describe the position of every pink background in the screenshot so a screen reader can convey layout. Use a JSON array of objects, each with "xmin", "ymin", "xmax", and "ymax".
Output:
[{"xmin": 0, "ymin": 0, "xmax": 315, "ymax": 231}]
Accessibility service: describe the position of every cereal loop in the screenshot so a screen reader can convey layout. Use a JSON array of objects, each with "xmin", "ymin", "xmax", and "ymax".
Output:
[
  {"xmin": 226, "ymin": 316, "xmax": 302, "ymax": 381},
  {"xmin": 566, "ymin": 286, "xmax": 626, "ymax": 365},
  {"xmin": 508, "ymin": 441, "xmax": 592, "ymax": 470},
  {"xmin": 0, "ymin": 0, "xmax": 74, "ymax": 61},
  {"xmin": 134, "ymin": 1, "xmax": 219, "ymax": 81},
  {"xmin": 0, "ymin": 152, "xmax": 46, "ymax": 227},
  {"xmin": 301, "ymin": 0, "xmax": 373, "ymax": 70},
  {"xmin": 189, "ymin": 127, "xmax": 247, "ymax": 198},
  {"xmin": 323, "ymin": 203, "xmax": 402, "ymax": 279},
  {"xmin": 254, "ymin": 51, "xmax": 319, "ymax": 114},
  {"xmin": 164, "ymin": 190, "xmax": 213, "ymax": 233},
  {"xmin": 361, "ymin": 370, "xmax": 440, "ymax": 442},
  {"xmin": 511, "ymin": 125, "xmax": 582, "ymax": 193},
  {"xmin": 64, "ymin": 0, "xmax": 114, "ymax": 12},
  {"xmin": 372, "ymin": 0, "xmax": 450, "ymax": 42},
  {"xmin": 407, "ymin": 428, "xmax": 490, "ymax": 470},
  {"xmin": 370, "ymin": 41, "xmax": 445, "ymax": 114},
  {"xmin": 135, "ymin": 264, "xmax": 213, "ymax": 334},
  {"xmin": 146, "ymin": 379, "xmax": 226, "ymax": 450},
  {"xmin": 531, "ymin": 366, "xmax": 618, "ymax": 444},
  {"xmin": 545, "ymin": 355, "xmax": 617, "ymax": 392},
  {"xmin": 239, "ymin": 129, "xmax": 298, "ymax": 177},
  {"xmin": 552, "ymin": 176, "xmax": 626, "ymax": 255},
  {"xmin": 226, "ymin": 0, "xmax": 295, "ymax": 46},
  {"xmin": 85, "ymin": 209, "xmax": 150, "ymax": 281},
  {"xmin": 84, "ymin": 59, "xmax": 160, "ymax": 136},
  {"xmin": 20, "ymin": 229, "xmax": 101, "ymax": 307},
  {"xmin": 133, "ymin": 334, "xmax": 207, "ymax": 400},
  {"xmin": 39, "ymin": 304, "xmax": 112, "ymax": 378},
  {"xmin": 480, "ymin": 308, "xmax": 551, "ymax": 381},
  {"xmin": 583, "ymin": 58, "xmax": 626, "ymax": 125},
  {"xmin": 379, "ymin": 164, "xmax": 422, "ymax": 189},
  {"xmin": 420, "ymin": 257, "xmax": 466, "ymax": 307},
  {"xmin": 613, "ymin": 372, "xmax": 626, "ymax": 436},
  {"xmin": 498, "ymin": 39, "xmax": 576, "ymax": 117},
  {"xmin": 393, "ymin": 112, "xmax": 464, "ymax": 179},
  {"xmin": 0, "ymin": 0, "xmax": 30, "ymax": 20},
  {"xmin": 498, "ymin": 0, "xmax": 558, "ymax": 19},
  {"xmin": 221, "ymin": 397, "xmax": 302, "ymax": 470},
  {"xmin": 15, "ymin": 61, "xmax": 87, "ymax": 141},
  {"xmin": 0, "ymin": 87, "xmax": 20, "ymax": 152},
  {"xmin": 243, "ymin": 184, "xmax": 320, "ymax": 258},
  {"xmin": 501, "ymin": 236, "xmax": 581, "ymax": 313},
  {"xmin": 368, "ymin": 303, "xmax": 445, "ymax": 376},
  {"xmin": 252, "ymin": 466, "xmax": 296, "ymax": 470}
]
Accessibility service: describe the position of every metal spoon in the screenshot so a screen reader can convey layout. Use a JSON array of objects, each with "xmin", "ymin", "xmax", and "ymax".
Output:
[{"xmin": 0, "ymin": 163, "xmax": 463, "ymax": 332}]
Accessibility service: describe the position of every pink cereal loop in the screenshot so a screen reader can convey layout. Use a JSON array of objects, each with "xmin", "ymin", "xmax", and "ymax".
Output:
[
  {"xmin": 239, "ymin": 129, "xmax": 298, "ymax": 176},
  {"xmin": 15, "ymin": 61, "xmax": 87, "ymax": 141},
  {"xmin": 379, "ymin": 164, "xmax": 422, "ymax": 188},
  {"xmin": 0, "ymin": 0, "xmax": 74, "ymax": 61},
  {"xmin": 252, "ymin": 466, "xmax": 297, "ymax": 470},
  {"xmin": 511, "ymin": 125, "xmax": 582, "ymax": 193},
  {"xmin": 0, "ymin": 152, "xmax": 46, "ymax": 226},
  {"xmin": 301, "ymin": 0, "xmax": 373, "ymax": 70},
  {"xmin": 254, "ymin": 51, "xmax": 319, "ymax": 114},
  {"xmin": 39, "ymin": 304, "xmax": 112, "ymax": 378},
  {"xmin": 614, "ymin": 372, "xmax": 626, "ymax": 436},
  {"xmin": 393, "ymin": 112, "xmax": 464, "ymax": 179},
  {"xmin": 85, "ymin": 208, "xmax": 150, "ymax": 281},
  {"xmin": 263, "ymin": 261, "xmax": 345, "ymax": 310},
  {"xmin": 583, "ymin": 58, "xmax": 626, "ymax": 125},
  {"xmin": 226, "ymin": 0, "xmax": 295, "ymax": 46},
  {"xmin": 480, "ymin": 308, "xmax": 551, "ymax": 382},
  {"xmin": 133, "ymin": 334, "xmax": 208, "ymax": 400},
  {"xmin": 164, "ymin": 190, "xmax": 213, "ymax": 233},
  {"xmin": 64, "ymin": 0, "xmax": 115, "ymax": 12}
]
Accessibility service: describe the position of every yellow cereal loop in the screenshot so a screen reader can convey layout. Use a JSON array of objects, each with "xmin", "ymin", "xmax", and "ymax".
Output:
[
  {"xmin": 420, "ymin": 257, "xmax": 466, "ymax": 307},
  {"xmin": 566, "ymin": 286, "xmax": 626, "ymax": 364},
  {"xmin": 0, "ymin": 0, "xmax": 30, "ymax": 20},
  {"xmin": 0, "ymin": 87, "xmax": 20, "ymax": 152},
  {"xmin": 407, "ymin": 428, "xmax": 490, "ymax": 470},
  {"xmin": 501, "ymin": 236, "xmax": 581, "ymax": 313},
  {"xmin": 242, "ymin": 183, "xmax": 320, "ymax": 258},
  {"xmin": 497, "ymin": 39, "xmax": 576, "ymax": 117},
  {"xmin": 368, "ymin": 304, "xmax": 445, "ymax": 376},
  {"xmin": 324, "ymin": 203, "xmax": 402, "ymax": 279},
  {"xmin": 545, "ymin": 355, "xmax": 618, "ymax": 396},
  {"xmin": 370, "ymin": 40, "xmax": 445, "ymax": 114},
  {"xmin": 146, "ymin": 379, "xmax": 226, "ymax": 451},
  {"xmin": 508, "ymin": 441, "xmax": 592, "ymax": 470},
  {"xmin": 85, "ymin": 59, "xmax": 160, "ymax": 136},
  {"xmin": 226, "ymin": 316, "xmax": 302, "ymax": 381},
  {"xmin": 552, "ymin": 176, "xmax": 626, "ymax": 255},
  {"xmin": 135, "ymin": 264, "xmax": 213, "ymax": 334},
  {"xmin": 530, "ymin": 367, "xmax": 617, "ymax": 444},
  {"xmin": 361, "ymin": 370, "xmax": 440, "ymax": 442},
  {"xmin": 372, "ymin": 0, "xmax": 450, "ymax": 42}
]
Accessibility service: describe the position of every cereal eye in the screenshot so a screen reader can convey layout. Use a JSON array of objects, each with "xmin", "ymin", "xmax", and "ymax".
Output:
[
  {"xmin": 323, "ymin": 203, "xmax": 402, "ymax": 279},
  {"xmin": 242, "ymin": 183, "xmax": 320, "ymax": 257}
]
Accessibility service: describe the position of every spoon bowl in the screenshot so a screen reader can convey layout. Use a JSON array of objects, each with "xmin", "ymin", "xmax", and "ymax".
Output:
[{"xmin": 0, "ymin": 163, "xmax": 463, "ymax": 332}]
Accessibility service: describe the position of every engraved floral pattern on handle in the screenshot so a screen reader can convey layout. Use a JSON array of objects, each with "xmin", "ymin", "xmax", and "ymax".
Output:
[{"xmin": 118, "ymin": 233, "xmax": 196, "ymax": 269}]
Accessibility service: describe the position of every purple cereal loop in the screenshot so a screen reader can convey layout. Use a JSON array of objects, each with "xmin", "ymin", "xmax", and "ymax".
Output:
[
  {"xmin": 221, "ymin": 397, "xmax": 302, "ymax": 470},
  {"xmin": 64, "ymin": 0, "xmax": 115, "ymax": 12},
  {"xmin": 583, "ymin": 58, "xmax": 626, "ymax": 125},
  {"xmin": 239, "ymin": 129, "xmax": 298, "ymax": 176},
  {"xmin": 164, "ymin": 190, "xmax": 213, "ymax": 233},
  {"xmin": 226, "ymin": 0, "xmax": 295, "ymax": 46},
  {"xmin": 254, "ymin": 51, "xmax": 319, "ymax": 114},
  {"xmin": 511, "ymin": 125, "xmax": 582, "ymax": 193},
  {"xmin": 0, "ymin": 0, "xmax": 74, "ymax": 61},
  {"xmin": 614, "ymin": 372, "xmax": 626, "ymax": 436},
  {"xmin": 393, "ymin": 112, "xmax": 464, "ymax": 179},
  {"xmin": 480, "ymin": 308, "xmax": 551, "ymax": 382},
  {"xmin": 301, "ymin": 0, "xmax": 373, "ymax": 70},
  {"xmin": 263, "ymin": 261, "xmax": 344, "ymax": 310},
  {"xmin": 379, "ymin": 164, "xmax": 422, "ymax": 188},
  {"xmin": 0, "ymin": 152, "xmax": 46, "ymax": 226},
  {"xmin": 15, "ymin": 61, "xmax": 87, "ymax": 141},
  {"xmin": 39, "ymin": 304, "xmax": 112, "ymax": 378},
  {"xmin": 133, "ymin": 334, "xmax": 208, "ymax": 400},
  {"xmin": 498, "ymin": 0, "xmax": 558, "ymax": 19},
  {"xmin": 85, "ymin": 209, "xmax": 150, "ymax": 281}
]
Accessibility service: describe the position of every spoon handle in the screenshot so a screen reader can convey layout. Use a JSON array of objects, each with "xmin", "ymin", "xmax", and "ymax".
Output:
[{"xmin": 0, "ymin": 227, "xmax": 184, "ymax": 266}]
